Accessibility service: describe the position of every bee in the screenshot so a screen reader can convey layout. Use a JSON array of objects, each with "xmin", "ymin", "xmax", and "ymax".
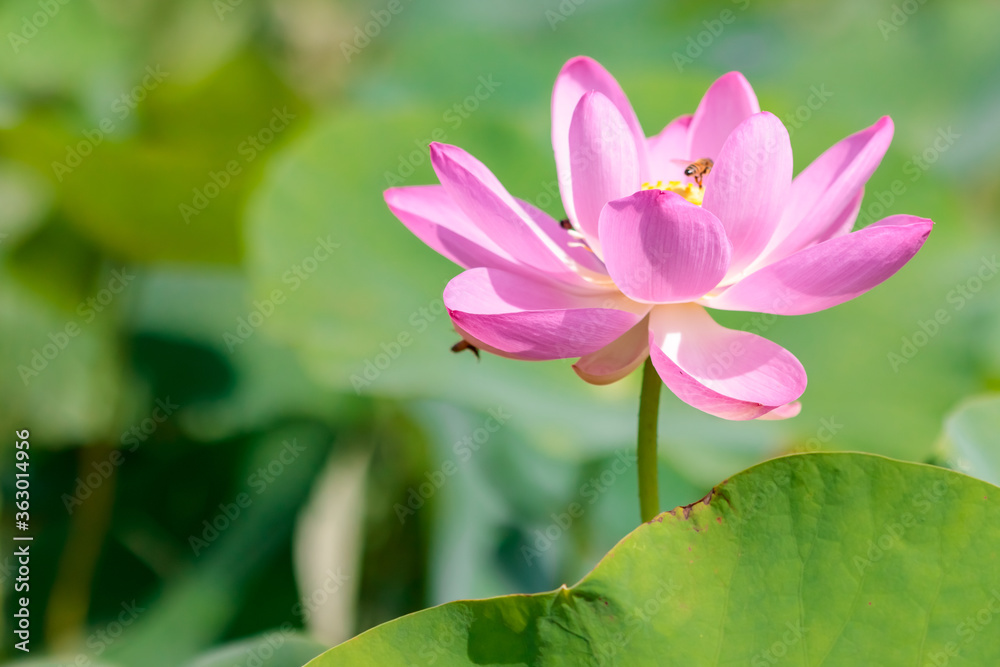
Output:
[
  {"xmin": 672, "ymin": 158, "xmax": 714, "ymax": 188},
  {"xmin": 451, "ymin": 339, "xmax": 480, "ymax": 360}
]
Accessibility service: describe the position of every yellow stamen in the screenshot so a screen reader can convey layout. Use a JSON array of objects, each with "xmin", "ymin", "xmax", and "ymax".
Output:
[{"xmin": 640, "ymin": 180, "xmax": 704, "ymax": 206}]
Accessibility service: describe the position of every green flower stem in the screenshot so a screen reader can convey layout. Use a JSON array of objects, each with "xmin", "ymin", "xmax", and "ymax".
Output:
[{"xmin": 637, "ymin": 356, "xmax": 662, "ymax": 523}]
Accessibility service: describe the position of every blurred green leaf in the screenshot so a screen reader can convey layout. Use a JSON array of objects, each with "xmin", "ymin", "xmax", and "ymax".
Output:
[
  {"xmin": 184, "ymin": 632, "xmax": 327, "ymax": 667},
  {"xmin": 101, "ymin": 424, "xmax": 332, "ymax": 667},
  {"xmin": 292, "ymin": 448, "xmax": 369, "ymax": 646},
  {"xmin": 0, "ymin": 262, "xmax": 124, "ymax": 445},
  {"xmin": 940, "ymin": 394, "xmax": 1000, "ymax": 486},
  {"xmin": 310, "ymin": 453, "xmax": 1000, "ymax": 665},
  {"xmin": 0, "ymin": 0, "xmax": 129, "ymax": 101},
  {"xmin": 125, "ymin": 266, "xmax": 348, "ymax": 440},
  {"xmin": 7, "ymin": 217, "xmax": 103, "ymax": 308},
  {"xmin": 0, "ymin": 159, "xmax": 51, "ymax": 248},
  {"xmin": 0, "ymin": 53, "xmax": 305, "ymax": 263},
  {"xmin": 0, "ymin": 0, "xmax": 259, "ymax": 110}
]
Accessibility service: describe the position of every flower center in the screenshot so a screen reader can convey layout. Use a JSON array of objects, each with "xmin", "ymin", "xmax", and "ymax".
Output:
[{"xmin": 640, "ymin": 180, "xmax": 704, "ymax": 206}]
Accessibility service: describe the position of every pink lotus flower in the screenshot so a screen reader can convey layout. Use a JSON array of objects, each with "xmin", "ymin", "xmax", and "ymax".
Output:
[{"xmin": 384, "ymin": 56, "xmax": 932, "ymax": 420}]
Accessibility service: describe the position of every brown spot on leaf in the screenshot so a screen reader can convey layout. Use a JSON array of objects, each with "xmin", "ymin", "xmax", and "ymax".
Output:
[{"xmin": 680, "ymin": 488, "xmax": 716, "ymax": 519}]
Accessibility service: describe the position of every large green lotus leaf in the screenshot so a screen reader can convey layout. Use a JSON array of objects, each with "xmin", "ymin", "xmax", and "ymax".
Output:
[
  {"xmin": 941, "ymin": 395, "xmax": 1000, "ymax": 487},
  {"xmin": 309, "ymin": 453, "xmax": 1000, "ymax": 666}
]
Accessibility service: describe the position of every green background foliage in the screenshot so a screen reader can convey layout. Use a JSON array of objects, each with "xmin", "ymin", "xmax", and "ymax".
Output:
[{"xmin": 1, "ymin": 0, "xmax": 998, "ymax": 664}]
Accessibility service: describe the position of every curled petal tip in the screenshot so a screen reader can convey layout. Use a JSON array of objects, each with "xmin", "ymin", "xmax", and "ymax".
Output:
[
  {"xmin": 564, "ymin": 55, "xmax": 599, "ymax": 68},
  {"xmin": 869, "ymin": 115, "xmax": 895, "ymax": 141},
  {"xmin": 718, "ymin": 70, "xmax": 752, "ymax": 85},
  {"xmin": 874, "ymin": 213, "xmax": 934, "ymax": 231},
  {"xmin": 756, "ymin": 401, "xmax": 803, "ymax": 420}
]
